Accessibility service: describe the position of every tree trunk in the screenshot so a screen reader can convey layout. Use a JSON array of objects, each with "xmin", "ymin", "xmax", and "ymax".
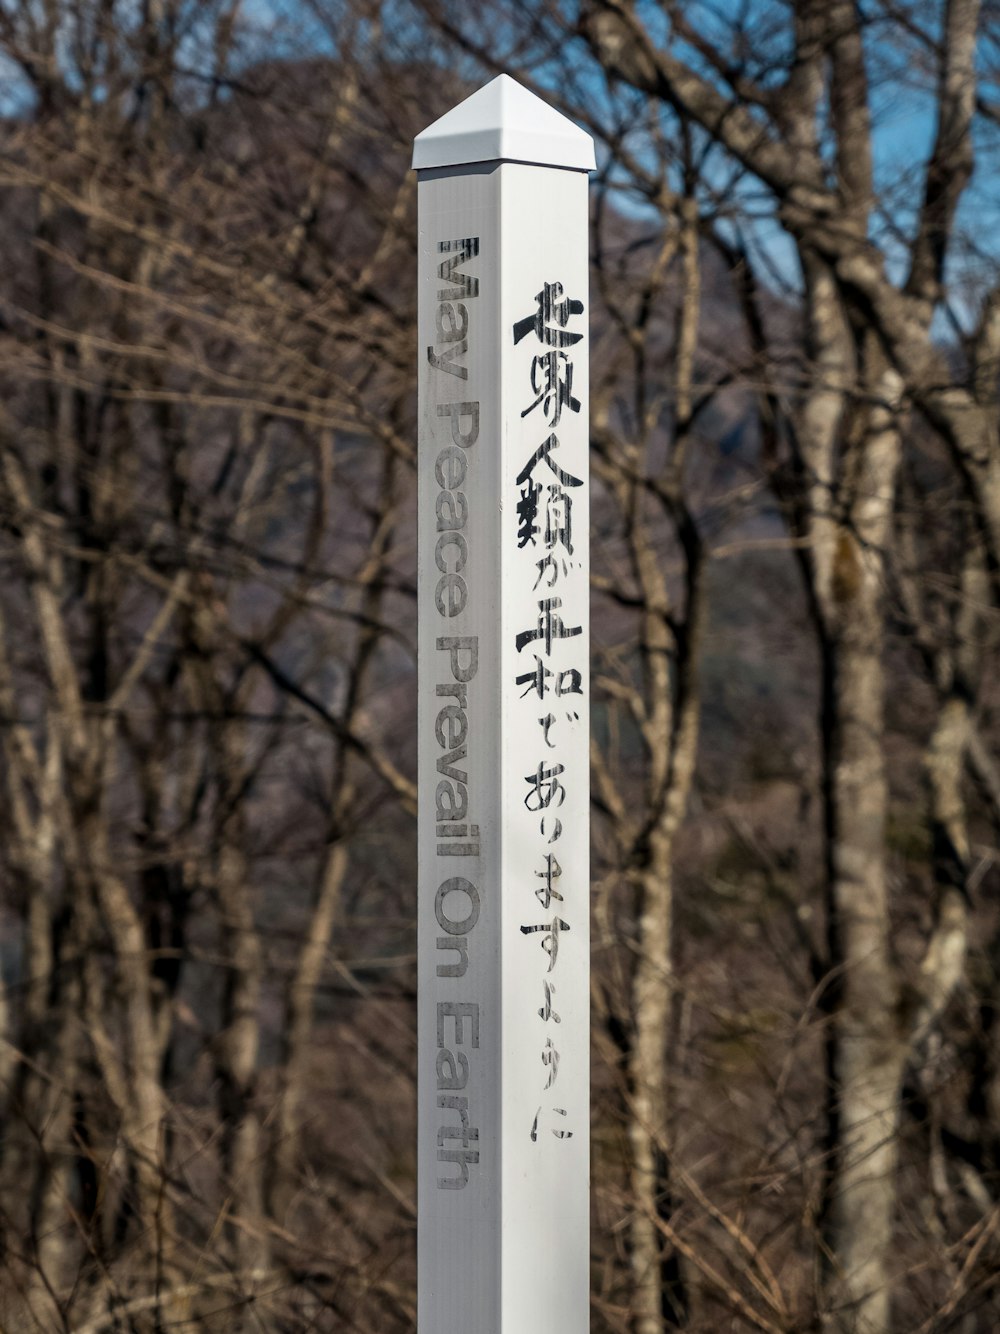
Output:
[
  {"xmin": 817, "ymin": 364, "xmax": 904, "ymax": 1334},
  {"xmin": 820, "ymin": 617, "xmax": 905, "ymax": 1334}
]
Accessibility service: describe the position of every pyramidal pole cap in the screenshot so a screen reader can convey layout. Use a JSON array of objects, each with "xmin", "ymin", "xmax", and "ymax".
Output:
[{"xmin": 412, "ymin": 73, "xmax": 596, "ymax": 172}]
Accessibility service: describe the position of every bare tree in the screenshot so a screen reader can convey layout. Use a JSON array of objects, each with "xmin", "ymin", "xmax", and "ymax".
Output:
[
  {"xmin": 571, "ymin": 3, "xmax": 1000, "ymax": 1330},
  {"xmin": 0, "ymin": 4, "xmax": 422, "ymax": 1328},
  {"xmin": 409, "ymin": 2, "xmax": 1000, "ymax": 1330},
  {"xmin": 3, "ymin": 2, "xmax": 1000, "ymax": 1332}
]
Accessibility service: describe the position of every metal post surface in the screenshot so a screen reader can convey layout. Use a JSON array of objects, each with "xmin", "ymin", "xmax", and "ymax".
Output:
[{"xmin": 414, "ymin": 76, "xmax": 594, "ymax": 1333}]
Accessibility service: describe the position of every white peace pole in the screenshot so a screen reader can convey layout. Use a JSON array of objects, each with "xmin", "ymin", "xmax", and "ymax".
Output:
[{"xmin": 414, "ymin": 76, "xmax": 594, "ymax": 1333}]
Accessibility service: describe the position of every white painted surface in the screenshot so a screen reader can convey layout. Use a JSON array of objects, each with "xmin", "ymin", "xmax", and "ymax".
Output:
[
  {"xmin": 416, "ymin": 79, "xmax": 592, "ymax": 1334},
  {"xmin": 412, "ymin": 73, "xmax": 596, "ymax": 172}
]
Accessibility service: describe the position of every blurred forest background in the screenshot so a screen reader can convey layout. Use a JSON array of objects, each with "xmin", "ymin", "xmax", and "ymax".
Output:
[{"xmin": 0, "ymin": 0, "xmax": 999, "ymax": 1331}]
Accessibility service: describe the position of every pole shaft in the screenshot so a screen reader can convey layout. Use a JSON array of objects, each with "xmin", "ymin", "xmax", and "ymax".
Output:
[{"xmin": 417, "ymin": 157, "xmax": 590, "ymax": 1332}]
